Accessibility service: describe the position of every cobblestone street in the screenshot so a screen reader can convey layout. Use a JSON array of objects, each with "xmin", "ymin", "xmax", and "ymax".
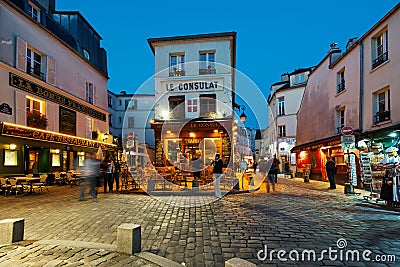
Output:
[{"xmin": 1, "ymin": 178, "xmax": 399, "ymax": 266}]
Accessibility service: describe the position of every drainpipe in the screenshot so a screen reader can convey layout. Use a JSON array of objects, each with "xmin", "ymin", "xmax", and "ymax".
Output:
[{"xmin": 359, "ymin": 41, "xmax": 364, "ymax": 134}]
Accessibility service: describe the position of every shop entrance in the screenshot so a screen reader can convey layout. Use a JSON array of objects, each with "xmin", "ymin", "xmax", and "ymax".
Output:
[{"xmin": 27, "ymin": 147, "xmax": 50, "ymax": 174}]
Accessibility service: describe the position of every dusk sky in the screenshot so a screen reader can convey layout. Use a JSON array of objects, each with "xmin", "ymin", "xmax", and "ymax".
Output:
[{"xmin": 57, "ymin": 0, "xmax": 399, "ymax": 128}]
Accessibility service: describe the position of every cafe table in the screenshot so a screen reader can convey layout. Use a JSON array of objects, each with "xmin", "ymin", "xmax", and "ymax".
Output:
[{"xmin": 14, "ymin": 176, "xmax": 41, "ymax": 194}]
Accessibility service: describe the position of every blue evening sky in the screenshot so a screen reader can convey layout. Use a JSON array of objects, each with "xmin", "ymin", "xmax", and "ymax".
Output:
[{"xmin": 57, "ymin": 0, "xmax": 399, "ymax": 128}]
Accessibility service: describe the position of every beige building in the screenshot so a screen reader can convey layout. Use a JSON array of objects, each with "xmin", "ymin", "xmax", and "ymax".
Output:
[{"xmin": 0, "ymin": 0, "xmax": 113, "ymax": 175}]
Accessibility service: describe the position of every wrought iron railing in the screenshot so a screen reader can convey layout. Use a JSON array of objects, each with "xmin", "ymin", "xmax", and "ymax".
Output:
[
  {"xmin": 372, "ymin": 51, "xmax": 388, "ymax": 69},
  {"xmin": 374, "ymin": 110, "xmax": 391, "ymax": 124}
]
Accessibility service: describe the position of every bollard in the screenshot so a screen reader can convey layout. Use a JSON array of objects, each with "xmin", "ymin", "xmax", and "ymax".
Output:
[
  {"xmin": 225, "ymin": 258, "xmax": 256, "ymax": 267},
  {"xmin": 0, "ymin": 218, "xmax": 24, "ymax": 244},
  {"xmin": 117, "ymin": 224, "xmax": 141, "ymax": 255}
]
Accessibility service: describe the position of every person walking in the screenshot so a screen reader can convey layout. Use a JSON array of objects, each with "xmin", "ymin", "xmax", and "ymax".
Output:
[
  {"xmin": 78, "ymin": 153, "xmax": 100, "ymax": 201},
  {"xmin": 102, "ymin": 155, "xmax": 114, "ymax": 193},
  {"xmin": 212, "ymin": 153, "xmax": 223, "ymax": 199},
  {"xmin": 271, "ymin": 154, "xmax": 280, "ymax": 183},
  {"xmin": 113, "ymin": 160, "xmax": 121, "ymax": 192},
  {"xmin": 258, "ymin": 159, "xmax": 270, "ymax": 192},
  {"xmin": 267, "ymin": 159, "xmax": 276, "ymax": 193},
  {"xmin": 325, "ymin": 157, "xmax": 337, "ymax": 189}
]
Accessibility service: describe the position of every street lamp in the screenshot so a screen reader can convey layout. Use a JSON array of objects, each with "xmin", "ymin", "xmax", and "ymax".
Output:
[
  {"xmin": 239, "ymin": 106, "xmax": 247, "ymax": 124},
  {"xmin": 103, "ymin": 133, "xmax": 109, "ymax": 142}
]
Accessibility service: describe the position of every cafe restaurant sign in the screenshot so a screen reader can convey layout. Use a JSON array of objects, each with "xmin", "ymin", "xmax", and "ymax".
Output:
[
  {"xmin": 1, "ymin": 123, "xmax": 114, "ymax": 149},
  {"xmin": 9, "ymin": 72, "xmax": 106, "ymax": 121},
  {"xmin": 164, "ymin": 79, "xmax": 223, "ymax": 92}
]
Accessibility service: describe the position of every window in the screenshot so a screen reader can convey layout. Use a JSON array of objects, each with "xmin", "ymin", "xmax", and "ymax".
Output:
[
  {"xmin": 294, "ymin": 73, "xmax": 306, "ymax": 85},
  {"xmin": 86, "ymin": 82, "xmax": 94, "ymax": 104},
  {"xmin": 200, "ymin": 94, "xmax": 216, "ymax": 117},
  {"xmin": 119, "ymin": 100, "xmax": 122, "ymax": 106},
  {"xmin": 336, "ymin": 109, "xmax": 345, "ymax": 134},
  {"xmin": 118, "ymin": 116, "xmax": 122, "ymax": 123},
  {"xmin": 373, "ymin": 89, "xmax": 390, "ymax": 124},
  {"xmin": 199, "ymin": 51, "xmax": 216, "ymax": 74},
  {"xmin": 28, "ymin": 2, "xmax": 41, "ymax": 22},
  {"xmin": 26, "ymin": 97, "xmax": 45, "ymax": 129},
  {"xmin": 86, "ymin": 117, "xmax": 93, "ymax": 139},
  {"xmin": 83, "ymin": 49, "xmax": 90, "ymax": 60},
  {"xmin": 126, "ymin": 99, "xmax": 137, "ymax": 110},
  {"xmin": 169, "ymin": 54, "xmax": 185, "ymax": 76},
  {"xmin": 372, "ymin": 30, "xmax": 388, "ymax": 69},
  {"xmin": 128, "ymin": 117, "xmax": 135, "ymax": 128},
  {"xmin": 26, "ymin": 97, "xmax": 42, "ymax": 113},
  {"xmin": 337, "ymin": 70, "xmax": 345, "ymax": 94},
  {"xmin": 277, "ymin": 97, "xmax": 285, "ymax": 116},
  {"xmin": 27, "ymin": 48, "xmax": 44, "ymax": 80},
  {"xmin": 169, "ymin": 96, "xmax": 185, "ymax": 119},
  {"xmin": 278, "ymin": 125, "xmax": 286, "ymax": 137},
  {"xmin": 125, "ymin": 100, "xmax": 130, "ymax": 110},
  {"xmin": 109, "ymin": 115, "xmax": 112, "ymax": 127},
  {"xmin": 187, "ymin": 99, "xmax": 198, "ymax": 113},
  {"xmin": 108, "ymin": 96, "xmax": 113, "ymax": 107}
]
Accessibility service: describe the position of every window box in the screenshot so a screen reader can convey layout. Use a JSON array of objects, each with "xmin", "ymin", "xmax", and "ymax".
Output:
[{"xmin": 27, "ymin": 110, "xmax": 48, "ymax": 129}]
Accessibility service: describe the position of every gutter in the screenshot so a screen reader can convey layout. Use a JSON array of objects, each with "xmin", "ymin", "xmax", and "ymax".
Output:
[{"xmin": 359, "ymin": 41, "xmax": 364, "ymax": 134}]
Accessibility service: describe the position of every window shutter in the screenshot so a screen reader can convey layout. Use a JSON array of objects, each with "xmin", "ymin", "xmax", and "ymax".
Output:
[
  {"xmin": 93, "ymin": 85, "xmax": 97, "ymax": 105},
  {"xmin": 16, "ymin": 37, "xmax": 27, "ymax": 71},
  {"xmin": 46, "ymin": 56, "xmax": 56, "ymax": 85}
]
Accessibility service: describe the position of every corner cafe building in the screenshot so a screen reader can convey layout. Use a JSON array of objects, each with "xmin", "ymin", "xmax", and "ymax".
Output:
[{"xmin": 0, "ymin": 122, "xmax": 115, "ymax": 175}]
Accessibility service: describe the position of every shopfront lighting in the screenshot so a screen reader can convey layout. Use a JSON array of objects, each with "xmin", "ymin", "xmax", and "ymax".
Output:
[
  {"xmin": 388, "ymin": 132, "xmax": 397, "ymax": 138},
  {"xmin": 166, "ymin": 130, "xmax": 172, "ymax": 134},
  {"xmin": 9, "ymin": 144, "xmax": 16, "ymax": 150},
  {"xmin": 103, "ymin": 133, "xmax": 109, "ymax": 141}
]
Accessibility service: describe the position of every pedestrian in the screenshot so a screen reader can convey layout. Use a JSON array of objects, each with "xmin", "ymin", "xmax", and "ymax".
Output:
[
  {"xmin": 114, "ymin": 160, "xmax": 121, "ymax": 192},
  {"xmin": 271, "ymin": 154, "xmax": 280, "ymax": 183},
  {"xmin": 78, "ymin": 153, "xmax": 100, "ymax": 201},
  {"xmin": 258, "ymin": 159, "xmax": 269, "ymax": 191},
  {"xmin": 267, "ymin": 159, "xmax": 276, "ymax": 193},
  {"xmin": 325, "ymin": 157, "xmax": 337, "ymax": 189},
  {"xmin": 102, "ymin": 155, "xmax": 114, "ymax": 193},
  {"xmin": 252, "ymin": 161, "xmax": 258, "ymax": 173},
  {"xmin": 212, "ymin": 153, "xmax": 223, "ymax": 199}
]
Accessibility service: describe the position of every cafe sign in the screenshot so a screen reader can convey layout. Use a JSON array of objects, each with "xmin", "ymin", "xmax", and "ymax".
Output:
[
  {"xmin": 9, "ymin": 72, "xmax": 106, "ymax": 121},
  {"xmin": 163, "ymin": 79, "xmax": 224, "ymax": 92},
  {"xmin": 1, "ymin": 123, "xmax": 115, "ymax": 149}
]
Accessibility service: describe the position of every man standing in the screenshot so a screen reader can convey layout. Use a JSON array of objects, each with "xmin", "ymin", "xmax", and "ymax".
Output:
[
  {"xmin": 78, "ymin": 153, "xmax": 100, "ymax": 201},
  {"xmin": 212, "ymin": 153, "xmax": 223, "ymax": 199},
  {"xmin": 325, "ymin": 157, "xmax": 337, "ymax": 189}
]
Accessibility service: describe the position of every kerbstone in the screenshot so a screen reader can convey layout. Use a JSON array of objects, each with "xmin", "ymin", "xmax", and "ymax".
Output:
[
  {"xmin": 0, "ymin": 218, "xmax": 24, "ymax": 244},
  {"xmin": 225, "ymin": 257, "xmax": 256, "ymax": 267}
]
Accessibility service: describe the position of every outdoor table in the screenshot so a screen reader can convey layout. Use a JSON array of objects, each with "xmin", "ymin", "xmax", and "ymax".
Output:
[{"xmin": 14, "ymin": 177, "xmax": 40, "ymax": 194}]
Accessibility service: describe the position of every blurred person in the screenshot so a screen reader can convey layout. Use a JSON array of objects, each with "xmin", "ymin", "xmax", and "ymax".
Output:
[
  {"xmin": 113, "ymin": 160, "xmax": 121, "ymax": 192},
  {"xmin": 212, "ymin": 153, "xmax": 223, "ymax": 199},
  {"xmin": 325, "ymin": 157, "xmax": 337, "ymax": 189},
  {"xmin": 78, "ymin": 153, "xmax": 101, "ymax": 201},
  {"xmin": 102, "ymin": 155, "xmax": 114, "ymax": 193},
  {"xmin": 270, "ymin": 154, "xmax": 280, "ymax": 183}
]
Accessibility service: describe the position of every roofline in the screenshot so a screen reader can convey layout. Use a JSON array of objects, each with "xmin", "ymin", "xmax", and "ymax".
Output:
[{"xmin": 147, "ymin": 31, "xmax": 237, "ymax": 54}]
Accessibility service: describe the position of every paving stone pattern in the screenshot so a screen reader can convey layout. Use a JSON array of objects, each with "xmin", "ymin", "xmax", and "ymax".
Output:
[{"xmin": 0, "ymin": 178, "xmax": 399, "ymax": 266}]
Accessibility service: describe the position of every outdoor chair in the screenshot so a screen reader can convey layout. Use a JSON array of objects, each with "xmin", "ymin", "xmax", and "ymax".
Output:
[
  {"xmin": 8, "ymin": 178, "xmax": 27, "ymax": 196},
  {"xmin": 32, "ymin": 174, "xmax": 49, "ymax": 192},
  {"xmin": 66, "ymin": 172, "xmax": 79, "ymax": 187},
  {"xmin": 0, "ymin": 177, "xmax": 11, "ymax": 196}
]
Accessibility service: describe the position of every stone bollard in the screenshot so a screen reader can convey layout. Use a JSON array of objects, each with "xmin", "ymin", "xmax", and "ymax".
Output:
[
  {"xmin": 0, "ymin": 218, "xmax": 24, "ymax": 244},
  {"xmin": 225, "ymin": 258, "xmax": 256, "ymax": 267},
  {"xmin": 117, "ymin": 224, "xmax": 141, "ymax": 255}
]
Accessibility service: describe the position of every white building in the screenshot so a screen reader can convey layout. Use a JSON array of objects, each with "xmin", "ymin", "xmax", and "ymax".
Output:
[
  {"xmin": 264, "ymin": 68, "xmax": 313, "ymax": 173},
  {"xmin": 147, "ymin": 32, "xmax": 237, "ymax": 167},
  {"xmin": 0, "ymin": 0, "xmax": 113, "ymax": 175}
]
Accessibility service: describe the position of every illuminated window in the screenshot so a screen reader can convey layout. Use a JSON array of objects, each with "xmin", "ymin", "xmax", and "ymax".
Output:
[{"xmin": 372, "ymin": 29, "xmax": 388, "ymax": 69}]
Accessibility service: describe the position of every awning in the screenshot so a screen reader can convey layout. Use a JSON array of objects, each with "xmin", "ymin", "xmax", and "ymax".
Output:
[{"xmin": 291, "ymin": 135, "xmax": 342, "ymax": 153}]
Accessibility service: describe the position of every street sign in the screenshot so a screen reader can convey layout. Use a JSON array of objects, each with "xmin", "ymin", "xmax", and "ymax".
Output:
[
  {"xmin": 341, "ymin": 126, "xmax": 353, "ymax": 135},
  {"xmin": 341, "ymin": 135, "xmax": 355, "ymax": 150},
  {"xmin": 127, "ymin": 132, "xmax": 134, "ymax": 141}
]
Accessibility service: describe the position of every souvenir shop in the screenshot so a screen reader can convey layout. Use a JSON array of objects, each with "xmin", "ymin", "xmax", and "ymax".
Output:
[{"xmin": 357, "ymin": 126, "xmax": 400, "ymax": 207}]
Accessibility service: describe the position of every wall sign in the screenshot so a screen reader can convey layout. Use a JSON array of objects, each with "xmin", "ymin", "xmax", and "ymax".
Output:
[
  {"xmin": 9, "ymin": 72, "xmax": 106, "ymax": 121},
  {"xmin": 0, "ymin": 103, "xmax": 12, "ymax": 115}
]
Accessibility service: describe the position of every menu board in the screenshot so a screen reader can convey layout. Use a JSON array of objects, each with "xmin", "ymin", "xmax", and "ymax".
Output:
[
  {"xmin": 349, "ymin": 154, "xmax": 357, "ymax": 186},
  {"xmin": 59, "ymin": 107, "xmax": 76, "ymax": 136},
  {"xmin": 222, "ymin": 136, "xmax": 231, "ymax": 166},
  {"xmin": 155, "ymin": 139, "xmax": 164, "ymax": 167},
  {"xmin": 359, "ymin": 153, "xmax": 372, "ymax": 183}
]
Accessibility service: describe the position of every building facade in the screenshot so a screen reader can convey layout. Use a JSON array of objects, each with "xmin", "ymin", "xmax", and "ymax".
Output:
[
  {"xmin": 0, "ymin": 0, "xmax": 113, "ymax": 175},
  {"xmin": 293, "ymin": 3, "xmax": 400, "ymax": 187},
  {"xmin": 264, "ymin": 68, "xmax": 313, "ymax": 174},
  {"xmin": 147, "ymin": 32, "xmax": 237, "ymax": 168}
]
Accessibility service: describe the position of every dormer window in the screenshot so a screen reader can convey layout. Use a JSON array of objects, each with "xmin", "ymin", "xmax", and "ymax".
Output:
[
  {"xmin": 28, "ymin": 2, "xmax": 41, "ymax": 22},
  {"xmin": 294, "ymin": 73, "xmax": 305, "ymax": 85}
]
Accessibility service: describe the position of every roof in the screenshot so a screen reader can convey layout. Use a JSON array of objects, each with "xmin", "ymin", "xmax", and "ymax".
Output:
[{"xmin": 147, "ymin": 32, "xmax": 237, "ymax": 54}]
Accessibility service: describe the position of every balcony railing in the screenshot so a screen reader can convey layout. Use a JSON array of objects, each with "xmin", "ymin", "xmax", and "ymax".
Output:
[
  {"xmin": 374, "ymin": 110, "xmax": 391, "ymax": 124},
  {"xmin": 169, "ymin": 69, "xmax": 185, "ymax": 77},
  {"xmin": 27, "ymin": 66, "xmax": 45, "ymax": 81},
  {"xmin": 337, "ymin": 81, "xmax": 345, "ymax": 94},
  {"xmin": 199, "ymin": 68, "xmax": 216, "ymax": 75},
  {"xmin": 372, "ymin": 51, "xmax": 388, "ymax": 69}
]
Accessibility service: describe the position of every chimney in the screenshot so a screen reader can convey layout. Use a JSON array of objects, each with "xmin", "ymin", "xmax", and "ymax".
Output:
[
  {"xmin": 120, "ymin": 91, "xmax": 126, "ymax": 95},
  {"xmin": 328, "ymin": 43, "xmax": 342, "ymax": 65},
  {"xmin": 281, "ymin": 73, "xmax": 289, "ymax": 82}
]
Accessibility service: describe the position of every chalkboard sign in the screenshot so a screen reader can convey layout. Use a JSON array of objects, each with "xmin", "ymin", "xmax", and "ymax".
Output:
[
  {"xmin": 359, "ymin": 153, "xmax": 372, "ymax": 183},
  {"xmin": 155, "ymin": 139, "xmax": 164, "ymax": 167},
  {"xmin": 59, "ymin": 107, "xmax": 76, "ymax": 136},
  {"xmin": 222, "ymin": 136, "xmax": 231, "ymax": 166}
]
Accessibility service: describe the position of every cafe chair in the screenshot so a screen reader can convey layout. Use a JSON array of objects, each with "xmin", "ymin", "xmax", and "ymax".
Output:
[
  {"xmin": 0, "ymin": 177, "xmax": 11, "ymax": 196},
  {"xmin": 32, "ymin": 174, "xmax": 49, "ymax": 192},
  {"xmin": 9, "ymin": 178, "xmax": 28, "ymax": 196},
  {"xmin": 54, "ymin": 172, "xmax": 65, "ymax": 185},
  {"xmin": 66, "ymin": 172, "xmax": 79, "ymax": 187}
]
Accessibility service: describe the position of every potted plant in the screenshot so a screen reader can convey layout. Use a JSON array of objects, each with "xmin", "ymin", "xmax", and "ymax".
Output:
[{"xmin": 27, "ymin": 110, "xmax": 48, "ymax": 129}]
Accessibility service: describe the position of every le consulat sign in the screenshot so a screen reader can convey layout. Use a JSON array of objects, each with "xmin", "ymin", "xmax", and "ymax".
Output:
[{"xmin": 9, "ymin": 72, "xmax": 106, "ymax": 121}]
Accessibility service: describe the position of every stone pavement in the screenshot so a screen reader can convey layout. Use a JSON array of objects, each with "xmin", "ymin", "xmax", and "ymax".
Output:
[{"xmin": 0, "ymin": 177, "xmax": 399, "ymax": 266}]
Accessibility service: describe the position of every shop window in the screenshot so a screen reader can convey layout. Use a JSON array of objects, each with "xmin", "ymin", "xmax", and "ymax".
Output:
[
  {"xmin": 199, "ymin": 51, "xmax": 216, "ymax": 74},
  {"xmin": 169, "ymin": 53, "xmax": 185, "ymax": 76},
  {"xmin": 200, "ymin": 94, "xmax": 216, "ymax": 117},
  {"xmin": 372, "ymin": 29, "xmax": 388, "ymax": 69},
  {"xmin": 169, "ymin": 96, "xmax": 185, "ymax": 119},
  {"xmin": 373, "ymin": 89, "xmax": 390, "ymax": 124},
  {"xmin": 51, "ymin": 149, "xmax": 61, "ymax": 167},
  {"xmin": 165, "ymin": 139, "xmax": 182, "ymax": 165},
  {"xmin": 4, "ymin": 149, "xmax": 18, "ymax": 166},
  {"xmin": 336, "ymin": 69, "xmax": 345, "ymax": 94}
]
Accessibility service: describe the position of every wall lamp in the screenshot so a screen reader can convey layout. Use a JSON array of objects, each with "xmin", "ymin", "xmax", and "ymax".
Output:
[
  {"xmin": 239, "ymin": 106, "xmax": 247, "ymax": 124},
  {"xmin": 9, "ymin": 144, "xmax": 17, "ymax": 150},
  {"xmin": 103, "ymin": 133, "xmax": 109, "ymax": 142}
]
